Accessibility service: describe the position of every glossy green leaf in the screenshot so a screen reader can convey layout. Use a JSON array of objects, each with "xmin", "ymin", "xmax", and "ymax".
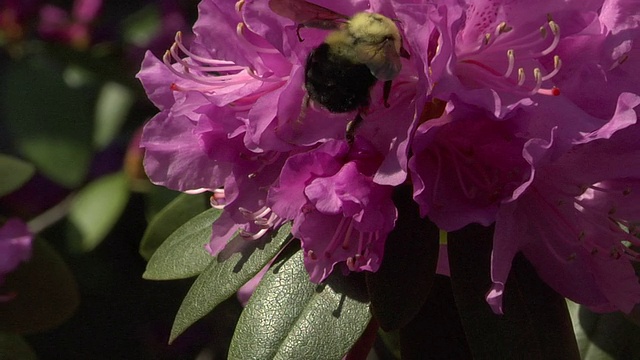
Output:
[
  {"xmin": 568, "ymin": 301, "xmax": 640, "ymax": 360},
  {"xmin": 140, "ymin": 193, "xmax": 210, "ymax": 261},
  {"xmin": 143, "ymin": 207, "xmax": 222, "ymax": 280},
  {"xmin": 93, "ymin": 82, "xmax": 134, "ymax": 149},
  {"xmin": 448, "ymin": 224, "xmax": 580, "ymax": 359},
  {"xmin": 144, "ymin": 186, "xmax": 183, "ymax": 220},
  {"xmin": 365, "ymin": 185, "xmax": 440, "ymax": 331},
  {"xmin": 0, "ymin": 238, "xmax": 79, "ymax": 334},
  {"xmin": 0, "ymin": 155, "xmax": 35, "ymax": 197},
  {"xmin": 170, "ymin": 223, "xmax": 292, "ymax": 343},
  {"xmin": 228, "ymin": 245, "xmax": 371, "ymax": 360},
  {"xmin": 67, "ymin": 172, "xmax": 130, "ymax": 252},
  {"xmin": 399, "ymin": 275, "xmax": 471, "ymax": 359},
  {"xmin": 0, "ymin": 333, "xmax": 37, "ymax": 360},
  {"xmin": 1, "ymin": 57, "xmax": 95, "ymax": 187}
]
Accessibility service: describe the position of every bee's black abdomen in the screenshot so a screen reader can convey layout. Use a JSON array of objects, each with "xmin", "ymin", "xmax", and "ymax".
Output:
[{"xmin": 304, "ymin": 43, "xmax": 377, "ymax": 113}]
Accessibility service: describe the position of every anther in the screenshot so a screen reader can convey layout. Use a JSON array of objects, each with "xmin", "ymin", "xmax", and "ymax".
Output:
[
  {"xmin": 483, "ymin": 33, "xmax": 491, "ymax": 46},
  {"xmin": 504, "ymin": 49, "xmax": 515, "ymax": 78},
  {"xmin": 239, "ymin": 228, "xmax": 268, "ymax": 240},
  {"xmin": 236, "ymin": 22, "xmax": 281, "ymax": 54},
  {"xmin": 235, "ymin": 0, "xmax": 245, "ymax": 14},
  {"xmin": 517, "ymin": 68, "xmax": 526, "ymax": 86},
  {"xmin": 496, "ymin": 22, "xmax": 512, "ymax": 34}
]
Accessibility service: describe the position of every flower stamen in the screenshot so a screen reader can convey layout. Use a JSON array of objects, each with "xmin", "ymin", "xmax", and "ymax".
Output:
[
  {"xmin": 236, "ymin": 22, "xmax": 281, "ymax": 54},
  {"xmin": 163, "ymin": 31, "xmax": 289, "ymax": 93},
  {"xmin": 457, "ymin": 16, "xmax": 562, "ymax": 97}
]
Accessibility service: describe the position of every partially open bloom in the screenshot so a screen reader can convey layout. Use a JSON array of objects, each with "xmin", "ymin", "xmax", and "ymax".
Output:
[{"xmin": 0, "ymin": 218, "xmax": 33, "ymax": 301}]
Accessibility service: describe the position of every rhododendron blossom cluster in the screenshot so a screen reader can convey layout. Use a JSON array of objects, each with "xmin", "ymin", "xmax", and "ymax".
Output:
[{"xmin": 139, "ymin": 0, "xmax": 640, "ymax": 314}]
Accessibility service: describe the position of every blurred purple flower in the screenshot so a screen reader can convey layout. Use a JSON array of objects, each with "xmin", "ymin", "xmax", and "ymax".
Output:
[
  {"xmin": 38, "ymin": 0, "xmax": 102, "ymax": 48},
  {"xmin": 0, "ymin": 218, "xmax": 33, "ymax": 301},
  {"xmin": 0, "ymin": 0, "xmax": 40, "ymax": 43}
]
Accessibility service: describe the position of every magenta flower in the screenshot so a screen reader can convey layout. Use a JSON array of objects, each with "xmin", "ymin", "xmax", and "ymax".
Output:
[
  {"xmin": 268, "ymin": 138, "xmax": 397, "ymax": 282},
  {"xmin": 402, "ymin": 0, "xmax": 610, "ymax": 118},
  {"xmin": 409, "ymin": 103, "xmax": 531, "ymax": 231},
  {"xmin": 38, "ymin": 0, "xmax": 102, "ymax": 48},
  {"xmin": 139, "ymin": 0, "xmax": 422, "ymax": 281},
  {"xmin": 0, "ymin": 218, "xmax": 33, "ymax": 301},
  {"xmin": 547, "ymin": 0, "xmax": 640, "ymax": 120},
  {"xmin": 489, "ymin": 119, "xmax": 640, "ymax": 314}
]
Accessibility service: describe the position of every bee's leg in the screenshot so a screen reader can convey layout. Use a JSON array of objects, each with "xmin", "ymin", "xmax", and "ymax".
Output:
[
  {"xmin": 346, "ymin": 112, "xmax": 364, "ymax": 144},
  {"xmin": 383, "ymin": 80, "xmax": 392, "ymax": 108}
]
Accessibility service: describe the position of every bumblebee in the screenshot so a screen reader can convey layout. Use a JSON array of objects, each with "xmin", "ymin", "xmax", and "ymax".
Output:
[{"xmin": 269, "ymin": 0, "xmax": 408, "ymax": 141}]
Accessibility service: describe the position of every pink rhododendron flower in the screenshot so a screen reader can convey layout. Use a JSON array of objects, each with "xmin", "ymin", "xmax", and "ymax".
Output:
[
  {"xmin": 410, "ymin": 92, "xmax": 640, "ymax": 231},
  {"xmin": 269, "ymin": 138, "xmax": 397, "ymax": 282},
  {"xmin": 403, "ymin": 0, "xmax": 609, "ymax": 118},
  {"xmin": 139, "ymin": 0, "xmax": 422, "ymax": 282},
  {"xmin": 489, "ymin": 120, "xmax": 640, "ymax": 314},
  {"xmin": 39, "ymin": 0, "xmax": 102, "ymax": 48},
  {"xmin": 139, "ymin": 0, "xmax": 640, "ymax": 315},
  {"xmin": 0, "ymin": 218, "xmax": 33, "ymax": 301},
  {"xmin": 547, "ymin": 0, "xmax": 640, "ymax": 120},
  {"xmin": 405, "ymin": 0, "xmax": 640, "ymax": 313},
  {"xmin": 410, "ymin": 102, "xmax": 531, "ymax": 230}
]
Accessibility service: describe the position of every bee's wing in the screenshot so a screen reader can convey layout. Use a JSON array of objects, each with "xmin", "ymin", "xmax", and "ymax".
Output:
[
  {"xmin": 269, "ymin": 0, "xmax": 348, "ymax": 29},
  {"xmin": 361, "ymin": 40, "xmax": 402, "ymax": 81}
]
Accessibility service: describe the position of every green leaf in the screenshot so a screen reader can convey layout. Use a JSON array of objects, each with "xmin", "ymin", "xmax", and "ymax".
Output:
[
  {"xmin": 365, "ymin": 185, "xmax": 440, "ymax": 331},
  {"xmin": 1, "ymin": 57, "xmax": 96, "ymax": 187},
  {"xmin": 399, "ymin": 275, "xmax": 471, "ymax": 359},
  {"xmin": 143, "ymin": 207, "xmax": 223, "ymax": 280},
  {"xmin": 93, "ymin": 82, "xmax": 134, "ymax": 149},
  {"xmin": 140, "ymin": 193, "xmax": 210, "ymax": 261},
  {"xmin": 0, "ymin": 238, "xmax": 80, "ymax": 334},
  {"xmin": 0, "ymin": 154, "xmax": 35, "ymax": 197},
  {"xmin": 228, "ymin": 245, "xmax": 371, "ymax": 360},
  {"xmin": 170, "ymin": 223, "xmax": 292, "ymax": 342},
  {"xmin": 568, "ymin": 301, "xmax": 640, "ymax": 360},
  {"xmin": 0, "ymin": 333, "xmax": 37, "ymax": 360},
  {"xmin": 67, "ymin": 172, "xmax": 130, "ymax": 252},
  {"xmin": 144, "ymin": 186, "xmax": 183, "ymax": 220},
  {"xmin": 122, "ymin": 5, "xmax": 161, "ymax": 47},
  {"xmin": 447, "ymin": 224, "xmax": 580, "ymax": 359}
]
